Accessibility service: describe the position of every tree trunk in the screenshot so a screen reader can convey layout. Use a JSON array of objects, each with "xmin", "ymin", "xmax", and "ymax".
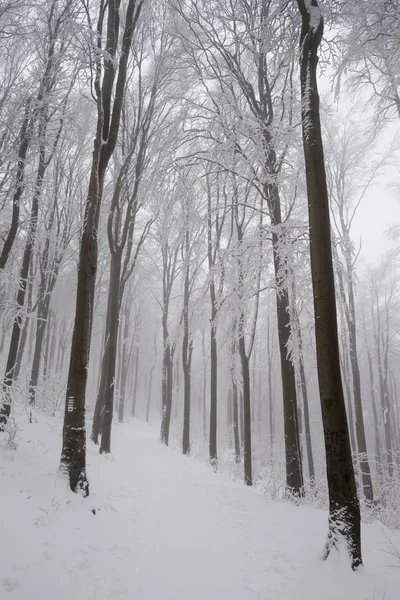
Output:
[
  {"xmin": 264, "ymin": 185, "xmax": 303, "ymax": 494},
  {"xmin": 118, "ymin": 301, "xmax": 131, "ymax": 424},
  {"xmin": 13, "ymin": 264, "xmax": 34, "ymax": 382},
  {"xmin": 232, "ymin": 376, "xmax": 240, "ymax": 463},
  {"xmin": 100, "ymin": 253, "xmax": 122, "ymax": 454},
  {"xmin": 0, "ymin": 141, "xmax": 44, "ymax": 429},
  {"xmin": 160, "ymin": 342, "xmax": 173, "ymax": 445},
  {"xmin": 130, "ymin": 348, "xmax": 140, "ymax": 418},
  {"xmin": 297, "ymin": 0, "xmax": 361, "ymax": 568},
  {"xmin": 366, "ymin": 344, "xmax": 382, "ymax": 488},
  {"xmin": 297, "ymin": 325, "xmax": 315, "ymax": 481},
  {"xmin": 238, "ymin": 317, "xmax": 252, "ymax": 486},
  {"xmin": 182, "ymin": 235, "xmax": 192, "ymax": 455},
  {"xmin": 0, "ymin": 102, "xmax": 31, "ymax": 270},
  {"xmin": 209, "ymin": 282, "xmax": 218, "ymax": 467},
  {"xmin": 60, "ymin": 0, "xmax": 144, "ymax": 493},
  {"xmin": 336, "ymin": 252, "xmax": 373, "ymax": 501},
  {"xmin": 28, "ymin": 294, "xmax": 51, "ymax": 405}
]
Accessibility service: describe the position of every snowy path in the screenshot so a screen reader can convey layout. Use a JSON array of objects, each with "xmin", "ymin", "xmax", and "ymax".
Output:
[{"xmin": 1, "ymin": 418, "xmax": 399, "ymax": 599}]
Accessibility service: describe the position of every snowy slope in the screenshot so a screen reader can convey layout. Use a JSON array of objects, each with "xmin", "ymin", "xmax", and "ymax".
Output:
[{"xmin": 1, "ymin": 416, "xmax": 399, "ymax": 600}]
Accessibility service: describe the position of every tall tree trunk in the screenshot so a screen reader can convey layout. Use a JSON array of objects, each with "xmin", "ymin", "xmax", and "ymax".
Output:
[
  {"xmin": 297, "ymin": 0, "xmax": 361, "ymax": 568},
  {"xmin": 209, "ymin": 282, "xmax": 218, "ymax": 466},
  {"xmin": 13, "ymin": 264, "xmax": 34, "ymax": 382},
  {"xmin": 232, "ymin": 376, "xmax": 240, "ymax": 464},
  {"xmin": 238, "ymin": 314, "xmax": 252, "ymax": 486},
  {"xmin": 118, "ymin": 300, "xmax": 131, "ymax": 424},
  {"xmin": 131, "ymin": 348, "xmax": 140, "ymax": 418},
  {"xmin": 0, "ymin": 102, "xmax": 32, "ymax": 270},
  {"xmin": 264, "ymin": 184, "xmax": 303, "ymax": 494},
  {"xmin": 366, "ymin": 344, "xmax": 382, "ymax": 487},
  {"xmin": 160, "ymin": 342, "xmax": 173, "ymax": 445},
  {"xmin": 290, "ymin": 280, "xmax": 315, "ymax": 481},
  {"xmin": 336, "ymin": 253, "xmax": 373, "ymax": 501},
  {"xmin": 297, "ymin": 322, "xmax": 315, "ymax": 481},
  {"xmin": 266, "ymin": 305, "xmax": 274, "ymax": 453},
  {"xmin": 28, "ymin": 294, "xmax": 51, "ymax": 405},
  {"xmin": 201, "ymin": 331, "xmax": 207, "ymax": 441},
  {"xmin": 100, "ymin": 253, "xmax": 122, "ymax": 454},
  {"xmin": 182, "ymin": 233, "xmax": 192, "ymax": 455},
  {"xmin": 60, "ymin": 0, "xmax": 144, "ymax": 494},
  {"xmin": 0, "ymin": 139, "xmax": 45, "ymax": 429}
]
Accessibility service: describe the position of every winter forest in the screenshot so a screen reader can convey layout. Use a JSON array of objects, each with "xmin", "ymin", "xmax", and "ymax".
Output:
[{"xmin": 1, "ymin": 0, "xmax": 400, "ymax": 598}]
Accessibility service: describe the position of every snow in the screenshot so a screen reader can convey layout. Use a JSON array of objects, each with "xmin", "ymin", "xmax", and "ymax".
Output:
[
  {"xmin": 1, "ymin": 416, "xmax": 399, "ymax": 600},
  {"xmin": 304, "ymin": 0, "xmax": 322, "ymax": 33}
]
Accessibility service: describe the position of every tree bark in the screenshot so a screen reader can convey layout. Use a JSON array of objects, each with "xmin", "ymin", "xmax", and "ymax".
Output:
[
  {"xmin": 100, "ymin": 253, "xmax": 122, "ymax": 454},
  {"xmin": 0, "ymin": 101, "xmax": 31, "ymax": 270},
  {"xmin": 297, "ymin": 0, "xmax": 362, "ymax": 569},
  {"xmin": 264, "ymin": 181, "xmax": 303, "ymax": 495},
  {"xmin": 60, "ymin": 0, "xmax": 144, "ymax": 494},
  {"xmin": 182, "ymin": 225, "xmax": 192, "ymax": 455},
  {"xmin": 0, "ymin": 136, "xmax": 45, "ymax": 429}
]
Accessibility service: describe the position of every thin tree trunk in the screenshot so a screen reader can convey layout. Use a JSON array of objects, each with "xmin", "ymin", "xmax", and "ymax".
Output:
[
  {"xmin": 264, "ymin": 186, "xmax": 303, "ymax": 494},
  {"xmin": 13, "ymin": 264, "xmax": 34, "ymax": 382},
  {"xmin": 232, "ymin": 376, "xmax": 240, "ymax": 463},
  {"xmin": 28, "ymin": 295, "xmax": 51, "ymax": 405},
  {"xmin": 118, "ymin": 301, "xmax": 131, "ymax": 424},
  {"xmin": 238, "ymin": 316, "xmax": 252, "ymax": 486},
  {"xmin": 100, "ymin": 253, "xmax": 122, "ymax": 454},
  {"xmin": 366, "ymin": 344, "xmax": 382, "ymax": 488},
  {"xmin": 1, "ymin": 138, "xmax": 45, "ymax": 428},
  {"xmin": 182, "ymin": 227, "xmax": 192, "ymax": 455},
  {"xmin": 336, "ymin": 253, "xmax": 373, "ymax": 501},
  {"xmin": 0, "ymin": 102, "xmax": 32, "ymax": 270},
  {"xmin": 131, "ymin": 348, "xmax": 140, "ymax": 418}
]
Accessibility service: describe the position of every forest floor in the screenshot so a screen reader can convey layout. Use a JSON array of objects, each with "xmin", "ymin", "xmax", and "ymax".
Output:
[{"xmin": 0, "ymin": 415, "xmax": 399, "ymax": 600}]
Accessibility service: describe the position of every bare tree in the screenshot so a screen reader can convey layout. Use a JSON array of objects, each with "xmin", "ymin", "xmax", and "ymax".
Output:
[
  {"xmin": 60, "ymin": 0, "xmax": 144, "ymax": 494},
  {"xmin": 296, "ymin": 0, "xmax": 361, "ymax": 568}
]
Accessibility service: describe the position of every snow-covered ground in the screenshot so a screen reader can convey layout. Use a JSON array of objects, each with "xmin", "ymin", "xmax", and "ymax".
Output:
[{"xmin": 1, "ymin": 416, "xmax": 399, "ymax": 600}]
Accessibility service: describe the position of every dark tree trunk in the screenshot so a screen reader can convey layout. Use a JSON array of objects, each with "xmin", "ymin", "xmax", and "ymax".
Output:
[
  {"xmin": 209, "ymin": 291, "xmax": 218, "ymax": 466},
  {"xmin": 60, "ymin": 0, "xmax": 144, "ymax": 494},
  {"xmin": 91, "ymin": 313, "xmax": 112, "ymax": 445},
  {"xmin": 290, "ymin": 280, "xmax": 315, "ymax": 481},
  {"xmin": 273, "ymin": 259, "xmax": 303, "ymax": 494},
  {"xmin": 160, "ymin": 342, "xmax": 173, "ymax": 445},
  {"xmin": 100, "ymin": 254, "xmax": 122, "ymax": 454},
  {"xmin": 264, "ymin": 182, "xmax": 303, "ymax": 495},
  {"xmin": 0, "ymin": 140, "xmax": 45, "ymax": 429},
  {"xmin": 266, "ymin": 306, "xmax": 274, "ymax": 453},
  {"xmin": 130, "ymin": 348, "xmax": 140, "ymax": 418},
  {"xmin": 13, "ymin": 264, "xmax": 34, "ymax": 382},
  {"xmin": 28, "ymin": 294, "xmax": 51, "ymax": 405},
  {"xmin": 238, "ymin": 317, "xmax": 252, "ymax": 486},
  {"xmin": 118, "ymin": 301, "xmax": 131, "ymax": 423},
  {"xmin": 297, "ymin": 0, "xmax": 362, "ymax": 569},
  {"xmin": 201, "ymin": 332, "xmax": 207, "ymax": 441},
  {"xmin": 182, "ymin": 232, "xmax": 192, "ymax": 455},
  {"xmin": 232, "ymin": 377, "xmax": 240, "ymax": 463},
  {"xmin": 0, "ymin": 102, "xmax": 31, "ymax": 271}
]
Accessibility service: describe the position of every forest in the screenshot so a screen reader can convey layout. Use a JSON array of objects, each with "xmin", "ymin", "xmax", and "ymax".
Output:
[{"xmin": 0, "ymin": 0, "xmax": 400, "ymax": 596}]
